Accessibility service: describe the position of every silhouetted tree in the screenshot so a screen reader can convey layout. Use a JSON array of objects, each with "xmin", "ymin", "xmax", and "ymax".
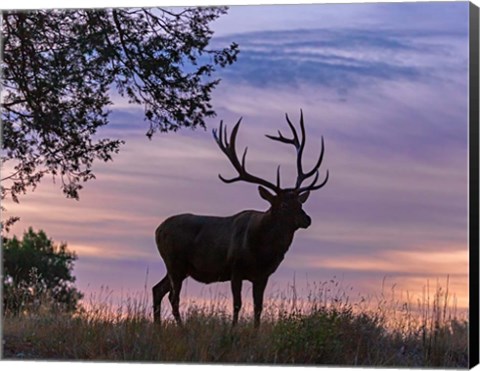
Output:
[
  {"xmin": 2, "ymin": 228, "xmax": 83, "ymax": 314},
  {"xmin": 0, "ymin": 8, "xmax": 238, "ymax": 223}
]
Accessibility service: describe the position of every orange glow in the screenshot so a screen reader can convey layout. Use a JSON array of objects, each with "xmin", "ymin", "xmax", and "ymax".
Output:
[{"xmin": 317, "ymin": 247, "xmax": 468, "ymax": 276}]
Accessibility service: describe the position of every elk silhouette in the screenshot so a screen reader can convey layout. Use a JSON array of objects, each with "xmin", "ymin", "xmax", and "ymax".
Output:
[{"xmin": 153, "ymin": 111, "xmax": 329, "ymax": 327}]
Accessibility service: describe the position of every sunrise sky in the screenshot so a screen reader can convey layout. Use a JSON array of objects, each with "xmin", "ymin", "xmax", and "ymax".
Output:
[{"xmin": 3, "ymin": 1, "xmax": 471, "ymax": 311}]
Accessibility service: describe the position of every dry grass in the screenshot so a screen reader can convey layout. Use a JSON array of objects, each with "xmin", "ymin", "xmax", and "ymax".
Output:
[{"xmin": 2, "ymin": 278, "xmax": 469, "ymax": 367}]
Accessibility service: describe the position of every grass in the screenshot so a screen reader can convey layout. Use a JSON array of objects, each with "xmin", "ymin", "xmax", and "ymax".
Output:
[{"xmin": 2, "ymin": 278, "xmax": 469, "ymax": 367}]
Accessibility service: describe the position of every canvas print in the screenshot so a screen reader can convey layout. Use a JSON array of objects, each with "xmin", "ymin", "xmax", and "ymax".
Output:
[{"xmin": 1, "ymin": 1, "xmax": 478, "ymax": 368}]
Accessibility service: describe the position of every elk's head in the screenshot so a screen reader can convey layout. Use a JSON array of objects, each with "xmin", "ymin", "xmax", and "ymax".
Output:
[
  {"xmin": 213, "ymin": 110, "xmax": 329, "ymax": 231},
  {"xmin": 257, "ymin": 187, "xmax": 312, "ymax": 229}
]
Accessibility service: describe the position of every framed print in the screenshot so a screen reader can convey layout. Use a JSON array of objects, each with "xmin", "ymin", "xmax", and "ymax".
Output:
[{"xmin": 1, "ymin": 0, "xmax": 479, "ymax": 368}]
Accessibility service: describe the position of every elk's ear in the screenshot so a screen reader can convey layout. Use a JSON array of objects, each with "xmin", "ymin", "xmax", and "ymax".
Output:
[
  {"xmin": 298, "ymin": 191, "xmax": 310, "ymax": 204},
  {"xmin": 258, "ymin": 186, "xmax": 275, "ymax": 203}
]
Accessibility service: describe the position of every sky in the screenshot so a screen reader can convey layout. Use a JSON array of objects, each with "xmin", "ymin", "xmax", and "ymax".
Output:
[{"xmin": 2, "ymin": 1, "xmax": 471, "ymax": 315}]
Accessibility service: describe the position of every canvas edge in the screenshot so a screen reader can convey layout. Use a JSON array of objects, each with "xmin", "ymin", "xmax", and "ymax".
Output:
[{"xmin": 469, "ymin": 1, "xmax": 480, "ymax": 369}]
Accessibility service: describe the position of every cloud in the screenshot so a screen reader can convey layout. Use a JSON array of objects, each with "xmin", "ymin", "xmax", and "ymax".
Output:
[
  {"xmin": 212, "ymin": 24, "xmax": 467, "ymax": 95},
  {"xmin": 213, "ymin": 2, "xmax": 468, "ymax": 38}
]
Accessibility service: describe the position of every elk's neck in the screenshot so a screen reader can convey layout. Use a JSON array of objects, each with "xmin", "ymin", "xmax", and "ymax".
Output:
[{"xmin": 256, "ymin": 210, "xmax": 296, "ymax": 251}]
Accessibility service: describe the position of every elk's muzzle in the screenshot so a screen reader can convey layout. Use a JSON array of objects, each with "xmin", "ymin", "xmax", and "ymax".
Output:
[{"xmin": 297, "ymin": 213, "xmax": 311, "ymax": 229}]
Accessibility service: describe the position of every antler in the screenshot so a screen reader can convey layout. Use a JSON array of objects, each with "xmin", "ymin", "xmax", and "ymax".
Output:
[
  {"xmin": 213, "ymin": 119, "xmax": 281, "ymax": 193},
  {"xmin": 265, "ymin": 110, "xmax": 329, "ymax": 193}
]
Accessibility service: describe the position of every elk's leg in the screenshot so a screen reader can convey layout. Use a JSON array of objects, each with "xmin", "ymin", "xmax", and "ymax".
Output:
[
  {"xmin": 152, "ymin": 275, "xmax": 170, "ymax": 323},
  {"xmin": 168, "ymin": 275, "xmax": 184, "ymax": 325},
  {"xmin": 252, "ymin": 277, "xmax": 268, "ymax": 329},
  {"xmin": 231, "ymin": 275, "xmax": 243, "ymax": 327}
]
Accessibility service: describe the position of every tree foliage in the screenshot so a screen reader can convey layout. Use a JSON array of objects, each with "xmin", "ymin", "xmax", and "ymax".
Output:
[
  {"xmin": 0, "ymin": 8, "xmax": 238, "ymax": 210},
  {"xmin": 2, "ymin": 227, "xmax": 83, "ymax": 314}
]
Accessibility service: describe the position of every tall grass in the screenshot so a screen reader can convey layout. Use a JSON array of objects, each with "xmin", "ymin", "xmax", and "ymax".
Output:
[{"xmin": 3, "ymin": 278, "xmax": 468, "ymax": 367}]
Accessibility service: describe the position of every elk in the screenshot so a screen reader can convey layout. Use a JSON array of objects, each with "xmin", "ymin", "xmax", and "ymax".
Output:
[{"xmin": 152, "ymin": 111, "xmax": 329, "ymax": 328}]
